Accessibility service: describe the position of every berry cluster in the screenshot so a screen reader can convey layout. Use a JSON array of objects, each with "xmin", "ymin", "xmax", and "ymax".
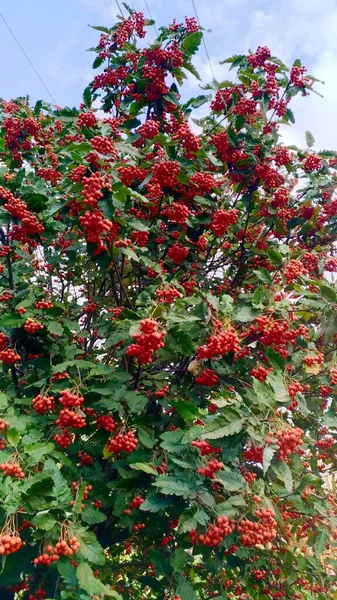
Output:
[
  {"xmin": 134, "ymin": 523, "xmax": 146, "ymax": 532},
  {"xmin": 198, "ymin": 459, "xmax": 223, "ymax": 479},
  {"xmin": 33, "ymin": 536, "xmax": 80, "ymax": 566},
  {"xmin": 284, "ymin": 260, "xmax": 308, "ymax": 283},
  {"xmin": 77, "ymin": 111, "xmax": 97, "ymax": 128},
  {"xmin": 54, "ymin": 429, "xmax": 74, "ymax": 449},
  {"xmin": 210, "ymin": 209, "xmax": 239, "ymax": 237},
  {"xmin": 56, "ymin": 409, "xmax": 86, "ymax": 429},
  {"xmin": 78, "ymin": 451, "xmax": 94, "ymax": 465},
  {"xmin": 156, "ymin": 286, "xmax": 182, "ymax": 303},
  {"xmin": 131, "ymin": 230, "xmax": 149, "ymax": 247},
  {"xmin": 28, "ymin": 590, "xmax": 46, "ymax": 600},
  {"xmin": 152, "ymin": 160, "xmax": 180, "ymax": 188},
  {"xmin": 197, "ymin": 328, "xmax": 240, "ymax": 359},
  {"xmin": 127, "ymin": 318, "xmax": 165, "ymax": 364},
  {"xmin": 167, "ymin": 243, "xmax": 189, "ymax": 264},
  {"xmin": 330, "ymin": 367, "xmax": 337, "ymax": 385},
  {"xmin": 82, "ymin": 172, "xmax": 104, "ymax": 206},
  {"xmin": 251, "ymin": 366, "xmax": 272, "ymax": 381},
  {"xmin": 97, "ymin": 414, "xmax": 116, "ymax": 432},
  {"xmin": 129, "ymin": 495, "xmax": 144, "ymax": 509},
  {"xmin": 0, "ymin": 418, "xmax": 9, "ymax": 430},
  {"xmin": 24, "ymin": 319, "xmax": 44, "ymax": 334},
  {"xmin": 162, "ymin": 202, "xmax": 190, "ymax": 225},
  {"xmin": 59, "ymin": 390, "xmax": 84, "ymax": 408},
  {"xmin": 243, "ymin": 446, "xmax": 263, "ymax": 463},
  {"xmin": 191, "ymin": 440, "xmax": 221, "ymax": 455},
  {"xmin": 195, "ymin": 369, "xmax": 219, "ymax": 387},
  {"xmin": 32, "ymin": 394, "xmax": 55, "ymax": 414},
  {"xmin": 238, "ymin": 508, "xmax": 277, "ymax": 547},
  {"xmin": 0, "ymin": 349, "xmax": 21, "ymax": 364},
  {"xmin": 0, "ymin": 332, "xmax": 7, "ymax": 350},
  {"xmin": 198, "ymin": 516, "xmax": 235, "ymax": 546},
  {"xmin": 108, "ymin": 431, "xmax": 138, "ymax": 453},
  {"xmin": 0, "ymin": 463, "xmax": 25, "ymax": 478},
  {"xmin": 91, "ymin": 135, "xmax": 117, "ymax": 157},
  {"xmin": 0, "ymin": 533, "xmax": 23, "ymax": 555},
  {"xmin": 275, "ymin": 427, "xmax": 304, "ymax": 460}
]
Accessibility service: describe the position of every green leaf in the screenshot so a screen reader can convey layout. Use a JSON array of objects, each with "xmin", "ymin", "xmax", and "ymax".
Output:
[
  {"xmin": 0, "ymin": 393, "xmax": 8, "ymax": 409},
  {"xmin": 201, "ymin": 415, "xmax": 244, "ymax": 440},
  {"xmin": 217, "ymin": 471, "xmax": 246, "ymax": 491},
  {"xmin": 177, "ymin": 576, "xmax": 198, "ymax": 600},
  {"xmin": 82, "ymin": 507, "xmax": 107, "ymax": 525},
  {"xmin": 153, "ymin": 476, "xmax": 196, "ymax": 499},
  {"xmin": 170, "ymin": 548, "xmax": 189, "ymax": 573},
  {"xmin": 138, "ymin": 429, "xmax": 156, "ymax": 448},
  {"xmin": 266, "ymin": 347, "xmax": 285, "ymax": 370},
  {"xmin": 263, "ymin": 445, "xmax": 276, "ymax": 474},
  {"xmin": 125, "ymin": 391, "xmax": 148, "ymax": 413},
  {"xmin": 82, "ymin": 86, "xmax": 92, "ymax": 108},
  {"xmin": 305, "ymin": 130, "xmax": 315, "ymax": 148},
  {"xmin": 274, "ymin": 461, "xmax": 293, "ymax": 491},
  {"xmin": 44, "ymin": 459, "xmax": 72, "ymax": 505},
  {"xmin": 252, "ymin": 379, "xmax": 273, "ymax": 407},
  {"xmin": 181, "ymin": 31, "xmax": 203, "ymax": 57},
  {"xmin": 77, "ymin": 563, "xmax": 121, "ymax": 597},
  {"xmin": 140, "ymin": 495, "xmax": 171, "ymax": 513},
  {"xmin": 251, "ymin": 286, "xmax": 265, "ymax": 307},
  {"xmin": 7, "ymin": 427, "xmax": 20, "ymax": 446},
  {"xmin": 31, "ymin": 512, "xmax": 57, "ymax": 531},
  {"xmin": 25, "ymin": 442, "xmax": 55, "ymax": 465},
  {"xmin": 320, "ymin": 285, "xmax": 337, "ymax": 303},
  {"xmin": 57, "ymin": 561, "xmax": 78, "ymax": 586},
  {"xmin": 160, "ymin": 430, "xmax": 188, "ymax": 453},
  {"xmin": 71, "ymin": 526, "xmax": 105, "ymax": 566},
  {"xmin": 129, "ymin": 462, "xmax": 155, "ymax": 475},
  {"xmin": 314, "ymin": 529, "xmax": 330, "ymax": 554}
]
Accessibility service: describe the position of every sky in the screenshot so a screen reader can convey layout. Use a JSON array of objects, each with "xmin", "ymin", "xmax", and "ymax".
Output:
[{"xmin": 0, "ymin": 0, "xmax": 336, "ymax": 150}]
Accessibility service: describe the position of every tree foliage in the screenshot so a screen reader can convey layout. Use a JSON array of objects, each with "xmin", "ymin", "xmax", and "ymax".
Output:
[{"xmin": 1, "ymin": 8, "xmax": 337, "ymax": 600}]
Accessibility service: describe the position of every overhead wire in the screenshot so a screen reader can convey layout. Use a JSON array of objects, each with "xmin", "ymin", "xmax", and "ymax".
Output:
[
  {"xmin": 143, "ymin": 0, "xmax": 158, "ymax": 36},
  {"xmin": 0, "ymin": 11, "xmax": 57, "ymax": 105},
  {"xmin": 190, "ymin": 0, "xmax": 216, "ymax": 82}
]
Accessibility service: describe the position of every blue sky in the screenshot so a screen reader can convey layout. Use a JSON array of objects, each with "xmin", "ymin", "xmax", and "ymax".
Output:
[{"xmin": 1, "ymin": 0, "xmax": 336, "ymax": 148}]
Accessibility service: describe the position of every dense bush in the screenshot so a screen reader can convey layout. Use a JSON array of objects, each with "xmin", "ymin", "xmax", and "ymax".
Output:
[{"xmin": 1, "ymin": 5, "xmax": 337, "ymax": 599}]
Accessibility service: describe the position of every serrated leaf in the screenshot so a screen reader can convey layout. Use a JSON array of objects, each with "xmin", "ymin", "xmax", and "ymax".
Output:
[
  {"xmin": 170, "ymin": 548, "xmax": 189, "ymax": 573},
  {"xmin": 129, "ymin": 462, "xmax": 155, "ymax": 475},
  {"xmin": 274, "ymin": 461, "xmax": 293, "ymax": 491},
  {"xmin": 305, "ymin": 130, "xmax": 315, "ymax": 148},
  {"xmin": 153, "ymin": 476, "xmax": 196, "ymax": 499},
  {"xmin": 71, "ymin": 526, "xmax": 105, "ymax": 566},
  {"xmin": 77, "ymin": 563, "xmax": 121, "ymax": 597},
  {"xmin": 177, "ymin": 576, "xmax": 198, "ymax": 600},
  {"xmin": 320, "ymin": 285, "xmax": 337, "ymax": 303},
  {"xmin": 31, "ymin": 512, "xmax": 57, "ymax": 531},
  {"xmin": 314, "ymin": 529, "xmax": 330, "ymax": 554},
  {"xmin": 263, "ymin": 445, "xmax": 276, "ymax": 474},
  {"xmin": 201, "ymin": 416, "xmax": 244, "ymax": 440},
  {"xmin": 138, "ymin": 429, "xmax": 155, "ymax": 448},
  {"xmin": 82, "ymin": 507, "xmax": 107, "ymax": 524},
  {"xmin": 217, "ymin": 471, "xmax": 246, "ymax": 491},
  {"xmin": 181, "ymin": 31, "xmax": 203, "ymax": 57},
  {"xmin": 125, "ymin": 391, "xmax": 148, "ymax": 413},
  {"xmin": 140, "ymin": 495, "xmax": 171, "ymax": 513}
]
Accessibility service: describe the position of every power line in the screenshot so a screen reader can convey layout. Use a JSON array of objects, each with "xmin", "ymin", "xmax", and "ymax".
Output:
[
  {"xmin": 114, "ymin": 0, "xmax": 125, "ymax": 18},
  {"xmin": 143, "ymin": 0, "xmax": 158, "ymax": 36},
  {"xmin": 190, "ymin": 0, "xmax": 216, "ymax": 82},
  {"xmin": 0, "ymin": 11, "xmax": 57, "ymax": 105},
  {"xmin": 102, "ymin": 0, "xmax": 115, "ymax": 22}
]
